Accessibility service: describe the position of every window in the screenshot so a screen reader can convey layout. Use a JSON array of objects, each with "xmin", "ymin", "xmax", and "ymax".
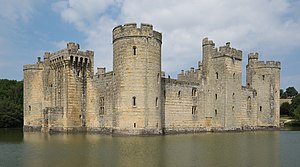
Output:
[
  {"xmin": 178, "ymin": 91, "xmax": 181, "ymax": 98},
  {"xmin": 215, "ymin": 94, "xmax": 218, "ymax": 100},
  {"xmin": 247, "ymin": 96, "xmax": 251, "ymax": 112},
  {"xmin": 156, "ymin": 97, "xmax": 158, "ymax": 107},
  {"xmin": 28, "ymin": 105, "xmax": 31, "ymax": 111},
  {"xmin": 133, "ymin": 46, "xmax": 137, "ymax": 55},
  {"xmin": 260, "ymin": 106, "xmax": 262, "ymax": 111},
  {"xmin": 215, "ymin": 109, "xmax": 218, "ymax": 116},
  {"xmin": 192, "ymin": 106, "xmax": 197, "ymax": 115},
  {"xmin": 192, "ymin": 88, "xmax": 197, "ymax": 97},
  {"xmin": 133, "ymin": 123, "xmax": 136, "ymax": 128},
  {"xmin": 232, "ymin": 106, "xmax": 234, "ymax": 112},
  {"xmin": 232, "ymin": 93, "xmax": 235, "ymax": 99},
  {"xmin": 233, "ymin": 73, "xmax": 235, "ymax": 79},
  {"xmin": 216, "ymin": 72, "xmax": 219, "ymax": 79},
  {"xmin": 99, "ymin": 97, "xmax": 105, "ymax": 115},
  {"xmin": 262, "ymin": 75, "xmax": 265, "ymax": 80},
  {"xmin": 133, "ymin": 96, "xmax": 136, "ymax": 106}
]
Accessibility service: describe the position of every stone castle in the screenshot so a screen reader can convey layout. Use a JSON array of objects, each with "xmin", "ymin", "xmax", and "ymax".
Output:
[{"xmin": 24, "ymin": 23, "xmax": 281, "ymax": 135}]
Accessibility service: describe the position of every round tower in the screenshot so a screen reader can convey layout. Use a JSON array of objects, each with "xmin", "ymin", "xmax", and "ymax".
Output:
[{"xmin": 112, "ymin": 23, "xmax": 162, "ymax": 135}]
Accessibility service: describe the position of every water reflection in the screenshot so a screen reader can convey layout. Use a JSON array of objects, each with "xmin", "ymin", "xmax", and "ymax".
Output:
[{"xmin": 18, "ymin": 131, "xmax": 281, "ymax": 167}]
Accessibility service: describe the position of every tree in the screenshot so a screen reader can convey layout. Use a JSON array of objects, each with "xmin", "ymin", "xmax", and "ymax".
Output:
[
  {"xmin": 294, "ymin": 105, "xmax": 300, "ymax": 120},
  {"xmin": 285, "ymin": 87, "xmax": 298, "ymax": 98},
  {"xmin": 280, "ymin": 102, "xmax": 291, "ymax": 116},
  {"xmin": 0, "ymin": 79, "xmax": 23, "ymax": 128}
]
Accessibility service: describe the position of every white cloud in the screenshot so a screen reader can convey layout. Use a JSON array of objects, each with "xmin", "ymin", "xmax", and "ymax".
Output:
[
  {"xmin": 0, "ymin": 0, "xmax": 35, "ymax": 23},
  {"xmin": 52, "ymin": 0, "xmax": 300, "ymax": 80}
]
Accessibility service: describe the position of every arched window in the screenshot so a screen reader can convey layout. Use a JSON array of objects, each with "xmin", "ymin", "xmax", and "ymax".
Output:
[
  {"xmin": 133, "ymin": 46, "xmax": 137, "ymax": 55},
  {"xmin": 260, "ymin": 106, "xmax": 262, "ymax": 111},
  {"xmin": 216, "ymin": 72, "xmax": 219, "ymax": 79},
  {"xmin": 133, "ymin": 96, "xmax": 136, "ymax": 106},
  {"xmin": 28, "ymin": 105, "xmax": 31, "ymax": 111},
  {"xmin": 156, "ymin": 97, "xmax": 158, "ymax": 107},
  {"xmin": 215, "ymin": 94, "xmax": 218, "ymax": 100}
]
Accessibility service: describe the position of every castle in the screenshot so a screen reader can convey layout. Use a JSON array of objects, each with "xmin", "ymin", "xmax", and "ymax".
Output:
[{"xmin": 23, "ymin": 23, "xmax": 281, "ymax": 135}]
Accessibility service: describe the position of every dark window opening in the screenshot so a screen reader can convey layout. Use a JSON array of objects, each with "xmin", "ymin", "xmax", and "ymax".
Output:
[
  {"xmin": 156, "ymin": 97, "xmax": 158, "ymax": 107},
  {"xmin": 28, "ymin": 105, "xmax": 31, "ymax": 111},
  {"xmin": 178, "ymin": 91, "xmax": 181, "ymax": 98},
  {"xmin": 134, "ymin": 123, "xmax": 136, "ymax": 128},
  {"xmin": 216, "ymin": 72, "xmax": 219, "ymax": 79},
  {"xmin": 232, "ymin": 106, "xmax": 234, "ymax": 112},
  {"xmin": 215, "ymin": 109, "xmax": 218, "ymax": 116},
  {"xmin": 262, "ymin": 75, "xmax": 265, "ymax": 80},
  {"xmin": 215, "ymin": 94, "xmax": 218, "ymax": 100},
  {"xmin": 192, "ymin": 106, "xmax": 197, "ymax": 115},
  {"xmin": 260, "ymin": 106, "xmax": 262, "ymax": 111},
  {"xmin": 133, "ymin": 96, "xmax": 136, "ymax": 106},
  {"xmin": 133, "ymin": 46, "xmax": 137, "ymax": 55},
  {"xmin": 247, "ymin": 83, "xmax": 250, "ymax": 87},
  {"xmin": 192, "ymin": 88, "xmax": 197, "ymax": 97},
  {"xmin": 233, "ymin": 73, "xmax": 235, "ymax": 79},
  {"xmin": 232, "ymin": 93, "xmax": 235, "ymax": 98}
]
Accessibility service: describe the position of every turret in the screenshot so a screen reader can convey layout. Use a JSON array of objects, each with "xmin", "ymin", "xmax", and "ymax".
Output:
[
  {"xmin": 112, "ymin": 23, "xmax": 162, "ymax": 135},
  {"xmin": 246, "ymin": 53, "xmax": 281, "ymax": 127}
]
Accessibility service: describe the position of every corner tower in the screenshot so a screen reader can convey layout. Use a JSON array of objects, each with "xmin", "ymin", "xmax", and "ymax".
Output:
[
  {"xmin": 246, "ymin": 53, "xmax": 281, "ymax": 127},
  {"xmin": 112, "ymin": 23, "xmax": 162, "ymax": 135}
]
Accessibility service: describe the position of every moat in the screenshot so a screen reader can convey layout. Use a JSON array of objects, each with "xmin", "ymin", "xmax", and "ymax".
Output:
[{"xmin": 1, "ymin": 129, "xmax": 299, "ymax": 167}]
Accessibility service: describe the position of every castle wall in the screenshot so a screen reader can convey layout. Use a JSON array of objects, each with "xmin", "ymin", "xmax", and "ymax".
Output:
[
  {"xmin": 162, "ymin": 79, "xmax": 206, "ymax": 133},
  {"xmin": 23, "ymin": 62, "xmax": 44, "ymax": 131}
]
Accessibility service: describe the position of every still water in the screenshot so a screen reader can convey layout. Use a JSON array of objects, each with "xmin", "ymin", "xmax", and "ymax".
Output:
[{"xmin": 0, "ymin": 129, "xmax": 299, "ymax": 167}]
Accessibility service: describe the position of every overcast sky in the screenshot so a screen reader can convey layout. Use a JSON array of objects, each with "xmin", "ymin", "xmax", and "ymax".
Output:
[{"xmin": 0, "ymin": 0, "xmax": 299, "ymax": 90}]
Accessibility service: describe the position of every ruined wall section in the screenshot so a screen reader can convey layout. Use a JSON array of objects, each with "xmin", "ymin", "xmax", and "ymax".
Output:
[
  {"xmin": 112, "ymin": 23, "xmax": 162, "ymax": 135},
  {"xmin": 246, "ymin": 53, "xmax": 281, "ymax": 127}
]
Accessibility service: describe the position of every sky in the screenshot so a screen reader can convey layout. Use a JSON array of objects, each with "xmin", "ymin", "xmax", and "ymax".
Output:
[{"xmin": 0, "ymin": 0, "xmax": 299, "ymax": 91}]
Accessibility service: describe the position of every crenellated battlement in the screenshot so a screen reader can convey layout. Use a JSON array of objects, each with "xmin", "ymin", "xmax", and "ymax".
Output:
[
  {"xmin": 112, "ymin": 23, "xmax": 162, "ymax": 43},
  {"xmin": 248, "ymin": 52, "xmax": 259, "ymax": 60},
  {"xmin": 202, "ymin": 37, "xmax": 215, "ymax": 47},
  {"xmin": 215, "ymin": 42, "xmax": 242, "ymax": 60},
  {"xmin": 256, "ymin": 61, "xmax": 281, "ymax": 69},
  {"xmin": 247, "ymin": 52, "xmax": 280, "ymax": 69}
]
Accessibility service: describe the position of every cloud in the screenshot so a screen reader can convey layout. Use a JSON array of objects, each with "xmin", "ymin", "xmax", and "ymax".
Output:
[
  {"xmin": 0, "ymin": 0, "xmax": 35, "ymax": 23},
  {"xmin": 52, "ymin": 0, "xmax": 300, "ymax": 86}
]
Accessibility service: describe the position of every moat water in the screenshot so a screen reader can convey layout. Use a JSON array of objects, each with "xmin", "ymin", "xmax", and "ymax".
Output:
[{"xmin": 0, "ymin": 128, "xmax": 299, "ymax": 167}]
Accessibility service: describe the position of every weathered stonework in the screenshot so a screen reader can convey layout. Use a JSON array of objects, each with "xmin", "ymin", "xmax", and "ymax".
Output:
[{"xmin": 23, "ymin": 23, "xmax": 281, "ymax": 135}]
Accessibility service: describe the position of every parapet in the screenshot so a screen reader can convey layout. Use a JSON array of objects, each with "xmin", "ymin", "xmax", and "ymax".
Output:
[
  {"xmin": 248, "ymin": 52, "xmax": 259, "ymax": 60},
  {"xmin": 67, "ymin": 42, "xmax": 80, "ymax": 51},
  {"xmin": 256, "ymin": 61, "xmax": 281, "ymax": 69},
  {"xmin": 112, "ymin": 23, "xmax": 162, "ymax": 43},
  {"xmin": 202, "ymin": 37, "xmax": 215, "ymax": 47},
  {"xmin": 214, "ymin": 41, "xmax": 242, "ymax": 60}
]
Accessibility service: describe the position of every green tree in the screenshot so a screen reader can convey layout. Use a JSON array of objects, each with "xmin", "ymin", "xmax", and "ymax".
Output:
[
  {"xmin": 294, "ymin": 105, "xmax": 300, "ymax": 120},
  {"xmin": 280, "ymin": 102, "xmax": 291, "ymax": 116},
  {"xmin": 285, "ymin": 87, "xmax": 298, "ymax": 98},
  {"xmin": 0, "ymin": 79, "xmax": 23, "ymax": 128}
]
